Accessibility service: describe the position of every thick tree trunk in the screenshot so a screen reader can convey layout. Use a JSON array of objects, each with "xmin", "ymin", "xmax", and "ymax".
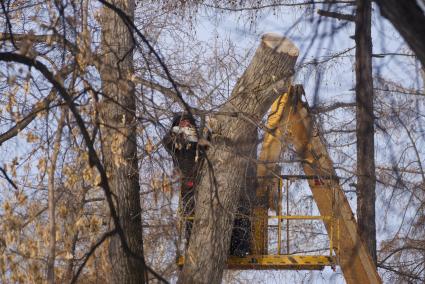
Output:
[
  {"xmin": 178, "ymin": 33, "xmax": 298, "ymax": 284},
  {"xmin": 355, "ymin": 0, "xmax": 377, "ymax": 265},
  {"xmin": 373, "ymin": 0, "xmax": 425, "ymax": 68},
  {"xmin": 99, "ymin": 1, "xmax": 146, "ymax": 283}
]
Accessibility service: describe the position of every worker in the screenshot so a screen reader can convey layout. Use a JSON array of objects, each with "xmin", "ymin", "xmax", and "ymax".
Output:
[
  {"xmin": 164, "ymin": 112, "xmax": 251, "ymax": 256},
  {"xmin": 163, "ymin": 112, "xmax": 203, "ymax": 244}
]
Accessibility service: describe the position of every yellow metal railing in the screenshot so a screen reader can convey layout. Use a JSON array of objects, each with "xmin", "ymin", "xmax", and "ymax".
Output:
[
  {"xmin": 270, "ymin": 178, "xmax": 339, "ymax": 261},
  {"xmin": 177, "ymin": 177, "xmax": 340, "ymax": 270}
]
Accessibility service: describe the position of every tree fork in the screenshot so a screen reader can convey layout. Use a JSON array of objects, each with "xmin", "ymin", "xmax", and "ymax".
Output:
[{"xmin": 178, "ymin": 33, "xmax": 299, "ymax": 284}]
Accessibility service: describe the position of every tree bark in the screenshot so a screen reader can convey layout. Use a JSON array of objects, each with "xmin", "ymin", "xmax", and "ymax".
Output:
[
  {"xmin": 99, "ymin": 1, "xmax": 146, "ymax": 283},
  {"xmin": 47, "ymin": 110, "xmax": 65, "ymax": 283},
  {"xmin": 373, "ymin": 0, "xmax": 425, "ymax": 68},
  {"xmin": 178, "ymin": 33, "xmax": 298, "ymax": 284},
  {"xmin": 355, "ymin": 0, "xmax": 377, "ymax": 265}
]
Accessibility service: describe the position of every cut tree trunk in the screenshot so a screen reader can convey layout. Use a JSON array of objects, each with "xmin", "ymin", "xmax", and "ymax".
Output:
[
  {"xmin": 99, "ymin": 1, "xmax": 146, "ymax": 283},
  {"xmin": 355, "ymin": 0, "xmax": 377, "ymax": 265},
  {"xmin": 178, "ymin": 33, "xmax": 299, "ymax": 284}
]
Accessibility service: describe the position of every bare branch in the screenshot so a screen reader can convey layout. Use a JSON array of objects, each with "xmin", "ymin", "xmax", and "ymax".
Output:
[
  {"xmin": 0, "ymin": 64, "xmax": 74, "ymax": 146},
  {"xmin": 0, "ymin": 166, "xmax": 18, "ymax": 189},
  {"xmin": 311, "ymin": 102, "xmax": 356, "ymax": 114},
  {"xmin": 317, "ymin": 9, "xmax": 355, "ymax": 21},
  {"xmin": 202, "ymin": 1, "xmax": 356, "ymax": 12},
  {"xmin": 71, "ymin": 229, "xmax": 118, "ymax": 284}
]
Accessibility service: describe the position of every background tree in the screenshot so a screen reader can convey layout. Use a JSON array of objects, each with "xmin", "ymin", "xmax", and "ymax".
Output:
[
  {"xmin": 99, "ymin": 1, "xmax": 146, "ymax": 282},
  {"xmin": 355, "ymin": 0, "xmax": 376, "ymax": 264}
]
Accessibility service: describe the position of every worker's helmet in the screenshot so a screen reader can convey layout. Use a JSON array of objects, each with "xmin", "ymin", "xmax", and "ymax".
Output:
[{"xmin": 171, "ymin": 112, "xmax": 196, "ymax": 127}]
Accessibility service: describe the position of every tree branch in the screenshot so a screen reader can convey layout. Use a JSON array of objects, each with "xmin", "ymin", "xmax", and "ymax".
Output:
[
  {"xmin": 317, "ymin": 9, "xmax": 355, "ymax": 21},
  {"xmin": 202, "ymin": 1, "xmax": 356, "ymax": 12},
  {"xmin": 310, "ymin": 101, "xmax": 356, "ymax": 114},
  {"xmin": 71, "ymin": 229, "xmax": 118, "ymax": 284},
  {"xmin": 0, "ymin": 91, "xmax": 54, "ymax": 146},
  {"xmin": 0, "ymin": 166, "xmax": 18, "ymax": 189},
  {"xmin": 0, "ymin": 64, "xmax": 74, "ymax": 146}
]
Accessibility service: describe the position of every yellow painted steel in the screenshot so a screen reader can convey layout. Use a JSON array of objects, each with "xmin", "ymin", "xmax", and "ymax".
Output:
[
  {"xmin": 253, "ymin": 91, "xmax": 292, "ymax": 255},
  {"xmin": 177, "ymin": 255, "xmax": 336, "ymax": 271},
  {"xmin": 277, "ymin": 178, "xmax": 282, "ymax": 255},
  {"xmin": 256, "ymin": 85, "xmax": 381, "ymax": 283},
  {"xmin": 179, "ymin": 212, "xmax": 338, "ymax": 269},
  {"xmin": 227, "ymin": 255, "xmax": 335, "ymax": 270}
]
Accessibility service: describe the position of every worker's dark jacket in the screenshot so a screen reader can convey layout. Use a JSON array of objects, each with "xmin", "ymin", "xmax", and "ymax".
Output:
[{"xmin": 163, "ymin": 129, "xmax": 203, "ymax": 240}]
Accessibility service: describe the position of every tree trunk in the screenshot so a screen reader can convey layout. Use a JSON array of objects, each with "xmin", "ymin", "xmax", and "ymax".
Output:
[
  {"xmin": 355, "ymin": 0, "xmax": 377, "ymax": 265},
  {"xmin": 47, "ymin": 110, "xmax": 65, "ymax": 283},
  {"xmin": 99, "ymin": 1, "xmax": 146, "ymax": 283},
  {"xmin": 178, "ymin": 33, "xmax": 298, "ymax": 284},
  {"xmin": 373, "ymin": 0, "xmax": 425, "ymax": 68}
]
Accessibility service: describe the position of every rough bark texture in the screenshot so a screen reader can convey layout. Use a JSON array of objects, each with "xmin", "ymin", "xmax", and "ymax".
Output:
[
  {"xmin": 178, "ymin": 33, "xmax": 298, "ymax": 284},
  {"xmin": 374, "ymin": 0, "xmax": 425, "ymax": 68},
  {"xmin": 355, "ymin": 0, "xmax": 377, "ymax": 265},
  {"xmin": 99, "ymin": 1, "xmax": 146, "ymax": 283}
]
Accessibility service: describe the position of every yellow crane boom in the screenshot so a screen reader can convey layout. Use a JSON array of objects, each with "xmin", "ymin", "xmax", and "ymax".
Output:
[
  {"xmin": 254, "ymin": 85, "xmax": 382, "ymax": 283},
  {"xmin": 177, "ymin": 84, "xmax": 382, "ymax": 282}
]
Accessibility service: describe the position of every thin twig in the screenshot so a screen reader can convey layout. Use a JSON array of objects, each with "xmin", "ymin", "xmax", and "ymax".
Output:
[{"xmin": 0, "ymin": 166, "xmax": 18, "ymax": 189}]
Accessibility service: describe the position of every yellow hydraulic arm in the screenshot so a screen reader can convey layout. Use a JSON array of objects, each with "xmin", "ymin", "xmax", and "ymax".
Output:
[{"xmin": 254, "ymin": 85, "xmax": 382, "ymax": 284}]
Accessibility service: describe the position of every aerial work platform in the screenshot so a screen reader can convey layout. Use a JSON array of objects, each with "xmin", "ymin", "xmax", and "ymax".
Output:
[
  {"xmin": 177, "ymin": 85, "xmax": 381, "ymax": 283},
  {"xmin": 178, "ymin": 174, "xmax": 340, "ymax": 271}
]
